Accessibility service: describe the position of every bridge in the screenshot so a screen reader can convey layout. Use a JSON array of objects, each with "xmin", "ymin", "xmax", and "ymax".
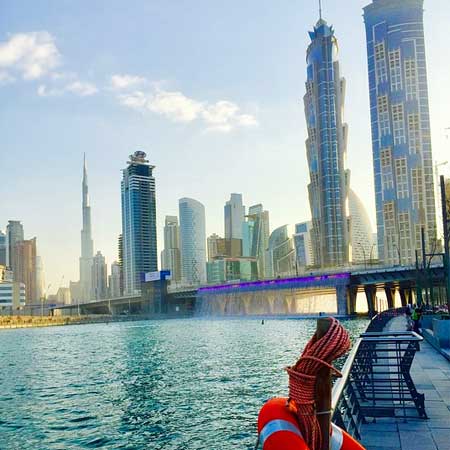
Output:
[{"xmin": 52, "ymin": 264, "xmax": 446, "ymax": 318}]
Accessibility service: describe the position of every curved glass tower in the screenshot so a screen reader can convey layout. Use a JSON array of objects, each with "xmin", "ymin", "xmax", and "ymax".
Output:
[
  {"xmin": 179, "ymin": 198, "xmax": 206, "ymax": 285},
  {"xmin": 364, "ymin": 0, "xmax": 436, "ymax": 265},
  {"xmin": 304, "ymin": 18, "xmax": 350, "ymax": 268}
]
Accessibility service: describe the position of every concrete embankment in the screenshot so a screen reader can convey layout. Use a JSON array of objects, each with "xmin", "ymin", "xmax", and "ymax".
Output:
[{"xmin": 0, "ymin": 315, "xmax": 112, "ymax": 329}]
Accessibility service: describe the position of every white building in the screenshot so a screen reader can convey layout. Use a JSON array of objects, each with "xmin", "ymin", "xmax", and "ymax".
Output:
[
  {"xmin": 161, "ymin": 216, "xmax": 181, "ymax": 282},
  {"xmin": 224, "ymin": 193, "xmax": 245, "ymax": 240},
  {"xmin": 91, "ymin": 251, "xmax": 107, "ymax": 300},
  {"xmin": 109, "ymin": 261, "xmax": 122, "ymax": 298},
  {"xmin": 349, "ymin": 189, "xmax": 376, "ymax": 266},
  {"xmin": 179, "ymin": 198, "xmax": 206, "ymax": 285}
]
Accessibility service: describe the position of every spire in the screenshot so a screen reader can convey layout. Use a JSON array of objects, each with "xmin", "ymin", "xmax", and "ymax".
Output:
[
  {"xmin": 83, "ymin": 152, "xmax": 87, "ymax": 180},
  {"xmin": 82, "ymin": 153, "xmax": 89, "ymax": 208},
  {"xmin": 319, "ymin": 0, "xmax": 322, "ymax": 20}
]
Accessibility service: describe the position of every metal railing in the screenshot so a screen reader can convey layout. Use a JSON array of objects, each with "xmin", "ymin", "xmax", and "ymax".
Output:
[
  {"xmin": 332, "ymin": 337, "xmax": 364, "ymax": 440},
  {"xmin": 332, "ymin": 308, "xmax": 427, "ymax": 438}
]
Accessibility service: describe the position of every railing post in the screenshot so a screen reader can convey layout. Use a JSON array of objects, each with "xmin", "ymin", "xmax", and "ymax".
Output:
[{"xmin": 316, "ymin": 318, "xmax": 332, "ymax": 450}]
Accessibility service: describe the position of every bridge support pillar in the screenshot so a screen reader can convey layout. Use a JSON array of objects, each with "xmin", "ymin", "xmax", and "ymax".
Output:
[
  {"xmin": 348, "ymin": 287, "xmax": 358, "ymax": 315},
  {"xmin": 364, "ymin": 285, "xmax": 377, "ymax": 317},
  {"xmin": 384, "ymin": 285, "xmax": 396, "ymax": 309},
  {"xmin": 336, "ymin": 285, "xmax": 349, "ymax": 315},
  {"xmin": 399, "ymin": 288, "xmax": 408, "ymax": 307}
]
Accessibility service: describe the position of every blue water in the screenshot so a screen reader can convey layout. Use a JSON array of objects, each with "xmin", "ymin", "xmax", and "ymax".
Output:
[{"xmin": 0, "ymin": 318, "xmax": 368, "ymax": 449}]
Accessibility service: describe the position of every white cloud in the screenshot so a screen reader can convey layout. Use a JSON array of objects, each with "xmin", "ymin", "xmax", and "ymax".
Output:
[
  {"xmin": 117, "ymin": 87, "xmax": 258, "ymax": 132},
  {"xmin": 148, "ymin": 90, "xmax": 204, "ymax": 122},
  {"xmin": 38, "ymin": 80, "xmax": 98, "ymax": 97},
  {"xmin": 111, "ymin": 74, "xmax": 147, "ymax": 90},
  {"xmin": 66, "ymin": 81, "xmax": 98, "ymax": 96},
  {"xmin": 0, "ymin": 31, "xmax": 60, "ymax": 80}
]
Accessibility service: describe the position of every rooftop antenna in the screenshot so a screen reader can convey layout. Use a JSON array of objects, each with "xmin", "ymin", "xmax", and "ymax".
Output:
[{"xmin": 319, "ymin": 0, "xmax": 322, "ymax": 20}]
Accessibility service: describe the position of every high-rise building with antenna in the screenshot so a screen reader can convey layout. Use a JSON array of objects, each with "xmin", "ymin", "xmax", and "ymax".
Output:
[
  {"xmin": 304, "ymin": 12, "xmax": 350, "ymax": 267},
  {"xmin": 79, "ymin": 154, "xmax": 94, "ymax": 300}
]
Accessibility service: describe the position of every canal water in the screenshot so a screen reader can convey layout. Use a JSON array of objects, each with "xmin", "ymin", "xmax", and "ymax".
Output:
[{"xmin": 0, "ymin": 318, "xmax": 368, "ymax": 449}]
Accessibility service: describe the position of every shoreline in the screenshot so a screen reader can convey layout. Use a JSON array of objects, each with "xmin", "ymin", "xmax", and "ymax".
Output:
[{"xmin": 0, "ymin": 313, "xmax": 368, "ymax": 330}]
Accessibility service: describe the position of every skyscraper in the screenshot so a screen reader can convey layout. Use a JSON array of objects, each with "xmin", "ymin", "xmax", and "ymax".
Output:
[
  {"xmin": 243, "ymin": 204, "xmax": 270, "ymax": 278},
  {"xmin": 364, "ymin": 0, "xmax": 436, "ymax": 265},
  {"xmin": 109, "ymin": 261, "xmax": 122, "ymax": 298},
  {"xmin": 266, "ymin": 225, "xmax": 296, "ymax": 278},
  {"xmin": 0, "ymin": 231, "xmax": 6, "ymax": 266},
  {"xmin": 91, "ymin": 251, "xmax": 107, "ymax": 300},
  {"xmin": 207, "ymin": 233, "xmax": 221, "ymax": 261},
  {"xmin": 304, "ymin": 16, "xmax": 350, "ymax": 267},
  {"xmin": 161, "ymin": 215, "xmax": 181, "ymax": 282},
  {"xmin": 179, "ymin": 198, "xmax": 206, "ymax": 285},
  {"xmin": 6, "ymin": 220, "xmax": 24, "ymax": 270},
  {"xmin": 80, "ymin": 154, "xmax": 94, "ymax": 300},
  {"xmin": 224, "ymin": 193, "xmax": 245, "ymax": 240},
  {"xmin": 348, "ymin": 189, "xmax": 376, "ymax": 266},
  {"xmin": 121, "ymin": 151, "xmax": 158, "ymax": 294},
  {"xmin": 11, "ymin": 238, "xmax": 37, "ymax": 303},
  {"xmin": 35, "ymin": 255, "xmax": 45, "ymax": 301},
  {"xmin": 293, "ymin": 221, "xmax": 315, "ymax": 271}
]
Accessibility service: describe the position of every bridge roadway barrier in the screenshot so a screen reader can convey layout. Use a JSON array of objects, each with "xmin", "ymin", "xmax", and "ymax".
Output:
[{"xmin": 52, "ymin": 264, "xmax": 445, "ymax": 318}]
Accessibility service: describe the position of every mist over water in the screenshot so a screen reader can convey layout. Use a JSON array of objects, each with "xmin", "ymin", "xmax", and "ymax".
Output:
[
  {"xmin": 196, "ymin": 291, "xmax": 338, "ymax": 316},
  {"xmin": 0, "ymin": 318, "xmax": 368, "ymax": 449}
]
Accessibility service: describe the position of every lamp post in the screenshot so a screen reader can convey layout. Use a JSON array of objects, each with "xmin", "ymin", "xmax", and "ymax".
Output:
[
  {"xmin": 440, "ymin": 176, "xmax": 450, "ymax": 315},
  {"xmin": 369, "ymin": 243, "xmax": 376, "ymax": 267},
  {"xmin": 357, "ymin": 242, "xmax": 367, "ymax": 270}
]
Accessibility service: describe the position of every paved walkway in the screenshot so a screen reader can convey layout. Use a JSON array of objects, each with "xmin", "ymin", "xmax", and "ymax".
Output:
[{"xmin": 360, "ymin": 316, "xmax": 450, "ymax": 450}]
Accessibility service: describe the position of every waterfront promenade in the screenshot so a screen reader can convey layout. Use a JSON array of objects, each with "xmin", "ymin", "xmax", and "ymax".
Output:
[{"xmin": 360, "ymin": 316, "xmax": 450, "ymax": 450}]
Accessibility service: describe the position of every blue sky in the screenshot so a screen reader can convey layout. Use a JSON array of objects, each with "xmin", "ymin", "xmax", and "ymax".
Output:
[{"xmin": 1, "ymin": 0, "xmax": 450, "ymax": 294}]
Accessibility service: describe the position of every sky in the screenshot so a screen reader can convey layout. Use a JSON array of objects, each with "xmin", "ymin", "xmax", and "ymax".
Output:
[{"xmin": 1, "ymin": 0, "xmax": 450, "ymax": 295}]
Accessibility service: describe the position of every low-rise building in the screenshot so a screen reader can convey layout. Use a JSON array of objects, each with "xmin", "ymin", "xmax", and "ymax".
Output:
[
  {"xmin": 206, "ymin": 258, "xmax": 257, "ymax": 284},
  {"xmin": 0, "ymin": 280, "xmax": 26, "ymax": 310}
]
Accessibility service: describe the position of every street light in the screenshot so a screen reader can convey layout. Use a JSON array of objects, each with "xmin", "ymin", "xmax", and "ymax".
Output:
[
  {"xmin": 357, "ymin": 242, "xmax": 367, "ymax": 270},
  {"xmin": 369, "ymin": 243, "xmax": 376, "ymax": 266}
]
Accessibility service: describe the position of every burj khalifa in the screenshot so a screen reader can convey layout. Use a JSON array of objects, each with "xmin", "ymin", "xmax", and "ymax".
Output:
[{"xmin": 79, "ymin": 154, "xmax": 94, "ymax": 300}]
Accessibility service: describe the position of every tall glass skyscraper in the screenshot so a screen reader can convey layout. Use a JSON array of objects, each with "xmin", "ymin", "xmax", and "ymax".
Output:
[
  {"xmin": 179, "ymin": 198, "xmax": 206, "ymax": 285},
  {"xmin": 242, "ymin": 204, "xmax": 270, "ymax": 278},
  {"xmin": 121, "ymin": 151, "xmax": 158, "ymax": 294},
  {"xmin": 304, "ymin": 17, "xmax": 350, "ymax": 267},
  {"xmin": 224, "ymin": 193, "xmax": 245, "ymax": 240},
  {"xmin": 364, "ymin": 0, "xmax": 436, "ymax": 265}
]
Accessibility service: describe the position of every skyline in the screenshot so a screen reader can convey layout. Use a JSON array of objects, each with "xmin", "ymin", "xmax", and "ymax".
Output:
[{"xmin": 2, "ymin": 0, "xmax": 450, "ymax": 294}]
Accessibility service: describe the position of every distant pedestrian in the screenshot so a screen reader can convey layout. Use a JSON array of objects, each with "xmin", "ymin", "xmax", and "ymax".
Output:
[
  {"xmin": 411, "ymin": 304, "xmax": 422, "ymax": 334},
  {"xmin": 406, "ymin": 303, "xmax": 412, "ymax": 317}
]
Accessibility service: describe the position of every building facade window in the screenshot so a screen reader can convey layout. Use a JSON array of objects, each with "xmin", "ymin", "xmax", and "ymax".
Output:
[
  {"xmin": 377, "ymin": 96, "xmax": 390, "ymax": 136},
  {"xmin": 395, "ymin": 157, "xmax": 409, "ymax": 199},
  {"xmin": 408, "ymin": 113, "xmax": 421, "ymax": 154},
  {"xmin": 389, "ymin": 49, "xmax": 402, "ymax": 91},
  {"xmin": 383, "ymin": 201, "xmax": 396, "ymax": 262},
  {"xmin": 380, "ymin": 147, "xmax": 394, "ymax": 190},
  {"xmin": 375, "ymin": 42, "xmax": 387, "ymax": 84},
  {"xmin": 392, "ymin": 104, "xmax": 405, "ymax": 145},
  {"xmin": 405, "ymin": 59, "xmax": 418, "ymax": 100},
  {"xmin": 411, "ymin": 167, "xmax": 424, "ymax": 211},
  {"xmin": 398, "ymin": 211, "xmax": 412, "ymax": 260}
]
